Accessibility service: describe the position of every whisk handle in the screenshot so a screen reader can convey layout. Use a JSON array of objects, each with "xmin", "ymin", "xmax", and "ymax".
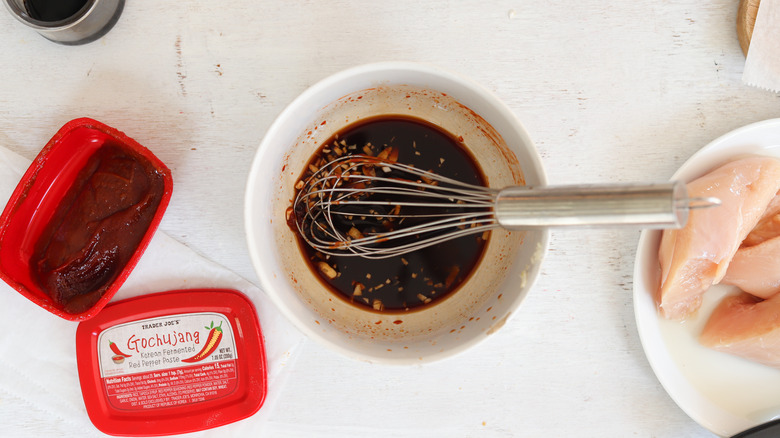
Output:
[{"xmin": 494, "ymin": 182, "xmax": 689, "ymax": 229}]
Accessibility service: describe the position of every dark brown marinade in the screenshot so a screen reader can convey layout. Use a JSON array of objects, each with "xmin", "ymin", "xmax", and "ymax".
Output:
[
  {"xmin": 31, "ymin": 143, "xmax": 165, "ymax": 314},
  {"xmin": 24, "ymin": 0, "xmax": 87, "ymax": 22},
  {"xmin": 291, "ymin": 115, "xmax": 489, "ymax": 312}
]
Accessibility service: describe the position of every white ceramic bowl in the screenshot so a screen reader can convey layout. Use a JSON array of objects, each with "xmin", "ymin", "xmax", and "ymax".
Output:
[{"xmin": 245, "ymin": 62, "xmax": 549, "ymax": 364}]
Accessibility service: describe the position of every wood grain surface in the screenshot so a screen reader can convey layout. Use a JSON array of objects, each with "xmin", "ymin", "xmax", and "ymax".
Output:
[
  {"xmin": 0, "ymin": 1, "xmax": 779, "ymax": 438},
  {"xmin": 737, "ymin": 0, "xmax": 761, "ymax": 55}
]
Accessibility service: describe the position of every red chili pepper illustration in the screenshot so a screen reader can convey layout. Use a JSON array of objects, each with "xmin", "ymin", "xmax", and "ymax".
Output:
[
  {"xmin": 109, "ymin": 341, "xmax": 132, "ymax": 358},
  {"xmin": 181, "ymin": 321, "xmax": 223, "ymax": 363}
]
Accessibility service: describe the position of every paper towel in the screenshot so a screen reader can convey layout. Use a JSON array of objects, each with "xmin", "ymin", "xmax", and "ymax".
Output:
[{"xmin": 743, "ymin": 0, "xmax": 780, "ymax": 92}]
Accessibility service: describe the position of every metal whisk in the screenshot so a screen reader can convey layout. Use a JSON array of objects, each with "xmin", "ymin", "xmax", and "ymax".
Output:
[{"xmin": 291, "ymin": 155, "xmax": 719, "ymax": 259}]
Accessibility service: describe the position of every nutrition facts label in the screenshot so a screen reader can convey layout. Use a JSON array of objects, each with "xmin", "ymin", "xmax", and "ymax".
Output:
[{"xmin": 104, "ymin": 360, "xmax": 238, "ymax": 410}]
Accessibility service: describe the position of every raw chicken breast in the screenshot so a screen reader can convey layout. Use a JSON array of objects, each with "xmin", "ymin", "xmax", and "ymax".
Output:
[
  {"xmin": 700, "ymin": 292, "xmax": 780, "ymax": 368},
  {"xmin": 742, "ymin": 193, "xmax": 780, "ymax": 247},
  {"xmin": 722, "ymin": 236, "xmax": 780, "ymax": 299},
  {"xmin": 657, "ymin": 156, "xmax": 780, "ymax": 319}
]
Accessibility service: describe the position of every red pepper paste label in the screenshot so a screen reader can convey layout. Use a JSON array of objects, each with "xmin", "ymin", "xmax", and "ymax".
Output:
[{"xmin": 97, "ymin": 312, "xmax": 238, "ymax": 411}]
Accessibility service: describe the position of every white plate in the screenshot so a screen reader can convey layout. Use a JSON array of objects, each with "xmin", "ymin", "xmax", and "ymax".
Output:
[{"xmin": 633, "ymin": 119, "xmax": 780, "ymax": 437}]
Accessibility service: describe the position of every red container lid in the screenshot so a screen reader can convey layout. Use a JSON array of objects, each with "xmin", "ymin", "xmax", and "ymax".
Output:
[
  {"xmin": 76, "ymin": 289, "xmax": 267, "ymax": 436},
  {"xmin": 0, "ymin": 117, "xmax": 173, "ymax": 320}
]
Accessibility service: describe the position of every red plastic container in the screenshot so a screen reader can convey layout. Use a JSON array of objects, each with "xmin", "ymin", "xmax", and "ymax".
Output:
[
  {"xmin": 76, "ymin": 289, "xmax": 267, "ymax": 436},
  {"xmin": 0, "ymin": 118, "xmax": 173, "ymax": 320}
]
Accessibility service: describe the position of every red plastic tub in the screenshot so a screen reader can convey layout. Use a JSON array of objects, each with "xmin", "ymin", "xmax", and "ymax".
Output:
[
  {"xmin": 76, "ymin": 289, "xmax": 267, "ymax": 436},
  {"xmin": 0, "ymin": 118, "xmax": 173, "ymax": 320}
]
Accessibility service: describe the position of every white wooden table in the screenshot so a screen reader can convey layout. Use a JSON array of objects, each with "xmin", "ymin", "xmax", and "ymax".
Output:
[{"xmin": 1, "ymin": 1, "xmax": 778, "ymax": 437}]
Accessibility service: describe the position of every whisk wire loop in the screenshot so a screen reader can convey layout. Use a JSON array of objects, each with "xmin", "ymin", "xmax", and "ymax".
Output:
[{"xmin": 293, "ymin": 155, "xmax": 498, "ymax": 258}]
